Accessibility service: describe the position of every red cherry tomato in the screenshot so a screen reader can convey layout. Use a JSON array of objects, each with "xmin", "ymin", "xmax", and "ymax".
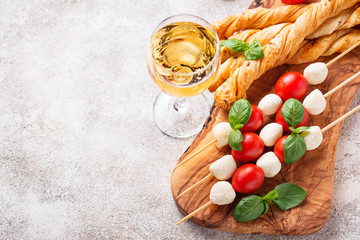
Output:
[
  {"xmin": 282, "ymin": 0, "xmax": 306, "ymax": 4},
  {"xmin": 275, "ymin": 71, "xmax": 308, "ymax": 101},
  {"xmin": 274, "ymin": 135, "xmax": 289, "ymax": 164},
  {"xmin": 275, "ymin": 105, "xmax": 309, "ymax": 132},
  {"xmin": 241, "ymin": 105, "xmax": 263, "ymax": 132},
  {"xmin": 232, "ymin": 164, "xmax": 265, "ymax": 194},
  {"xmin": 231, "ymin": 132, "xmax": 264, "ymax": 162}
]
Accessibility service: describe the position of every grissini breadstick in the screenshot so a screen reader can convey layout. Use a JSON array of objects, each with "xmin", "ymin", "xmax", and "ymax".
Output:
[
  {"xmin": 213, "ymin": 2, "xmax": 359, "ymax": 40},
  {"xmin": 220, "ymin": 29, "xmax": 261, "ymax": 62},
  {"xmin": 210, "ymin": 29, "xmax": 260, "ymax": 92},
  {"xmin": 302, "ymin": 39, "xmax": 360, "ymax": 85},
  {"xmin": 325, "ymin": 38, "xmax": 360, "ymax": 67},
  {"xmin": 208, "ymin": 58, "xmax": 240, "ymax": 92},
  {"xmin": 209, "ymin": 23, "xmax": 291, "ymax": 92},
  {"xmin": 212, "ymin": 4, "xmax": 311, "ymax": 40},
  {"xmin": 212, "ymin": 28, "xmax": 360, "ymax": 93},
  {"xmin": 221, "ymin": 5, "xmax": 359, "ymax": 63},
  {"xmin": 214, "ymin": 6, "xmax": 359, "ymax": 92},
  {"xmin": 286, "ymin": 29, "xmax": 360, "ymax": 65},
  {"xmin": 210, "ymin": 23, "xmax": 291, "ymax": 92},
  {"xmin": 218, "ymin": 29, "xmax": 360, "ymax": 92},
  {"xmin": 212, "ymin": 4, "xmax": 359, "ymax": 94},
  {"xmin": 339, "ymin": 6, "xmax": 360, "ymax": 30},
  {"xmin": 214, "ymin": 0, "xmax": 359, "ymax": 111},
  {"xmin": 220, "ymin": 23, "xmax": 290, "ymax": 63},
  {"xmin": 213, "ymin": 18, "xmax": 359, "ymax": 93},
  {"xmin": 307, "ymin": 5, "xmax": 360, "ymax": 39}
]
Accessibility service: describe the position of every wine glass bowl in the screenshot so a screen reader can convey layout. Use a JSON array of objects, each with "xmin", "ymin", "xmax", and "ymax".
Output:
[{"xmin": 147, "ymin": 14, "xmax": 220, "ymax": 138}]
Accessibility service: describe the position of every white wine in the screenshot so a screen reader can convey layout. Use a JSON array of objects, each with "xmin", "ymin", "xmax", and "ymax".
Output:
[
  {"xmin": 149, "ymin": 21, "xmax": 218, "ymax": 97},
  {"xmin": 151, "ymin": 22, "xmax": 217, "ymax": 85},
  {"xmin": 147, "ymin": 15, "xmax": 220, "ymax": 138}
]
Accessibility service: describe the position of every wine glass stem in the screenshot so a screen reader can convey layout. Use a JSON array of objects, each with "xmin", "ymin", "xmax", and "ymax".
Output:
[{"xmin": 173, "ymin": 98, "xmax": 188, "ymax": 112}]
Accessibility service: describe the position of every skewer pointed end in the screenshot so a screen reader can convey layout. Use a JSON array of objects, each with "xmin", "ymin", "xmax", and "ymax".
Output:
[{"xmin": 173, "ymin": 200, "xmax": 213, "ymax": 226}]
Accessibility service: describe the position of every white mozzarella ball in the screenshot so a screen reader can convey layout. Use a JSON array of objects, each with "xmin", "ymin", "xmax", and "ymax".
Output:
[
  {"xmin": 301, "ymin": 126, "xmax": 323, "ymax": 151},
  {"xmin": 303, "ymin": 89, "xmax": 326, "ymax": 115},
  {"xmin": 210, "ymin": 181, "xmax": 236, "ymax": 205},
  {"xmin": 303, "ymin": 62, "xmax": 328, "ymax": 85},
  {"xmin": 256, "ymin": 152, "xmax": 282, "ymax": 178},
  {"xmin": 209, "ymin": 155, "xmax": 237, "ymax": 180},
  {"xmin": 259, "ymin": 123, "xmax": 283, "ymax": 147},
  {"xmin": 213, "ymin": 122, "xmax": 233, "ymax": 148},
  {"xmin": 258, "ymin": 94, "xmax": 283, "ymax": 116}
]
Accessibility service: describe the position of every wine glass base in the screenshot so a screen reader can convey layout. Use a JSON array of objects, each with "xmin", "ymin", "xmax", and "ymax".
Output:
[{"xmin": 153, "ymin": 92, "xmax": 210, "ymax": 138}]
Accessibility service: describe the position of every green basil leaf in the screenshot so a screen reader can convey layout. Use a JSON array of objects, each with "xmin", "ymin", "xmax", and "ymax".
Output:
[
  {"xmin": 290, "ymin": 126, "xmax": 310, "ymax": 134},
  {"xmin": 281, "ymin": 99, "xmax": 305, "ymax": 128},
  {"xmin": 296, "ymin": 126, "xmax": 310, "ymax": 133},
  {"xmin": 231, "ymin": 124, "xmax": 244, "ymax": 131},
  {"xmin": 228, "ymin": 130, "xmax": 243, "ymax": 151},
  {"xmin": 289, "ymin": 127, "xmax": 297, "ymax": 134},
  {"xmin": 262, "ymin": 201, "xmax": 269, "ymax": 215},
  {"xmin": 244, "ymin": 40, "xmax": 264, "ymax": 60},
  {"xmin": 229, "ymin": 99, "xmax": 252, "ymax": 130},
  {"xmin": 262, "ymin": 190, "xmax": 279, "ymax": 202},
  {"xmin": 221, "ymin": 39, "xmax": 249, "ymax": 53},
  {"xmin": 301, "ymin": 130, "xmax": 311, "ymax": 138},
  {"xmin": 272, "ymin": 183, "xmax": 307, "ymax": 210},
  {"xmin": 284, "ymin": 133, "xmax": 307, "ymax": 164},
  {"xmin": 233, "ymin": 195, "xmax": 265, "ymax": 223}
]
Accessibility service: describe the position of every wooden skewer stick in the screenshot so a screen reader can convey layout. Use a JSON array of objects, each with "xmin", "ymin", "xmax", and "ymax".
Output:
[
  {"xmin": 326, "ymin": 40, "xmax": 360, "ymax": 68},
  {"xmin": 321, "ymin": 104, "xmax": 360, "ymax": 133},
  {"xmin": 174, "ymin": 200, "xmax": 213, "ymax": 226},
  {"xmin": 176, "ymin": 173, "xmax": 214, "ymax": 199},
  {"xmin": 324, "ymin": 71, "xmax": 360, "ymax": 98},
  {"xmin": 173, "ymin": 139, "xmax": 216, "ymax": 170}
]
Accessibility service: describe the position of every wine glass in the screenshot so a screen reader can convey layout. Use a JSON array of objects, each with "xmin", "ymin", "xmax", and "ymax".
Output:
[{"xmin": 147, "ymin": 14, "xmax": 220, "ymax": 138}]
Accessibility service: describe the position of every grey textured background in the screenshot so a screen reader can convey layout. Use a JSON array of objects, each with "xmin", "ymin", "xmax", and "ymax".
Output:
[{"xmin": 0, "ymin": 0, "xmax": 359, "ymax": 239}]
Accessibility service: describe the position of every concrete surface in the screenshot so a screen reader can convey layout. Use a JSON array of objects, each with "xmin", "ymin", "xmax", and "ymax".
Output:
[{"xmin": 0, "ymin": 0, "xmax": 359, "ymax": 239}]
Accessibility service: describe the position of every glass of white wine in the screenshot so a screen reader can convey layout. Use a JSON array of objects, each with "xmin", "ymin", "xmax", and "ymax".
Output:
[{"xmin": 147, "ymin": 14, "xmax": 220, "ymax": 138}]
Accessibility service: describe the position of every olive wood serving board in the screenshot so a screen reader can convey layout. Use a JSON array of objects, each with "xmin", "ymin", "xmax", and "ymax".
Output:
[{"xmin": 171, "ymin": 0, "xmax": 360, "ymax": 235}]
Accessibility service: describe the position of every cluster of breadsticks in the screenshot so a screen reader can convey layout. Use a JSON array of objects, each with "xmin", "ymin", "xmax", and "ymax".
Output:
[{"xmin": 210, "ymin": 0, "xmax": 360, "ymax": 111}]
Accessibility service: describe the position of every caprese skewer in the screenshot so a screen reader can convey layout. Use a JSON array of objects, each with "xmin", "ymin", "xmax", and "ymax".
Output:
[{"xmin": 175, "ymin": 105, "xmax": 360, "ymax": 225}]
